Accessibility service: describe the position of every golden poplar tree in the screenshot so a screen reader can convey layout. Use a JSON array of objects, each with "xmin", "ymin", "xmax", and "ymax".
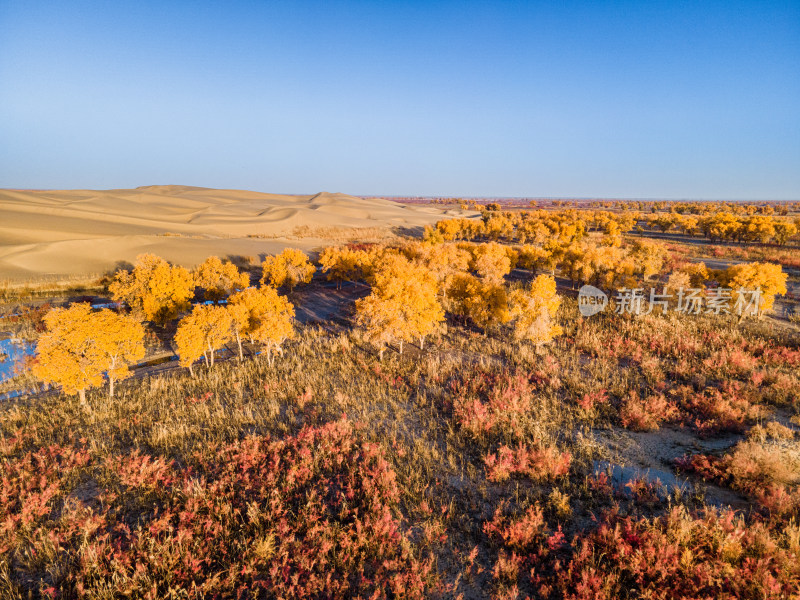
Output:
[
  {"xmin": 774, "ymin": 221, "xmax": 798, "ymax": 246},
  {"xmin": 354, "ymin": 295, "xmax": 405, "ymax": 361},
  {"xmin": 445, "ymin": 272, "xmax": 510, "ymax": 332},
  {"xmin": 94, "ymin": 310, "xmax": 146, "ymax": 397},
  {"xmin": 629, "ymin": 239, "xmax": 667, "ymax": 281},
  {"xmin": 227, "ymin": 286, "xmax": 295, "ymax": 363},
  {"xmin": 560, "ymin": 243, "xmax": 586, "ymax": 288},
  {"xmin": 226, "ymin": 299, "xmax": 250, "ymax": 361},
  {"xmin": 719, "ymin": 262, "xmax": 788, "ymax": 318},
  {"xmin": 109, "ymin": 253, "xmax": 195, "ymax": 325},
  {"xmin": 356, "ymin": 254, "xmax": 444, "ymax": 358},
  {"xmin": 436, "ymin": 219, "xmax": 463, "ymax": 241},
  {"xmin": 194, "ymin": 255, "xmax": 249, "ymax": 302},
  {"xmin": 483, "ymin": 214, "xmax": 513, "ymax": 240},
  {"xmin": 34, "ymin": 304, "xmax": 145, "ymax": 406},
  {"xmin": 740, "ymin": 215, "xmax": 776, "ymax": 244},
  {"xmin": 260, "ymin": 248, "xmax": 316, "ymax": 291},
  {"xmin": 667, "ymin": 262, "xmax": 709, "ymax": 292},
  {"xmin": 470, "ymin": 242, "xmax": 512, "ymax": 282},
  {"xmin": 515, "ymin": 245, "xmax": 545, "ymax": 273},
  {"xmin": 318, "ymin": 246, "xmax": 361, "ymax": 288},
  {"xmin": 249, "ymin": 286, "xmax": 295, "ymax": 365},
  {"xmin": 509, "ymin": 275, "xmax": 562, "ymax": 349},
  {"xmin": 174, "ymin": 305, "xmax": 233, "ymax": 374},
  {"xmin": 404, "ymin": 242, "xmax": 471, "ymax": 299}
]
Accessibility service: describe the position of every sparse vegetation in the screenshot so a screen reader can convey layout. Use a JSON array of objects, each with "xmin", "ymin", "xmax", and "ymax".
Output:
[{"xmin": 2, "ymin": 203, "xmax": 799, "ymax": 598}]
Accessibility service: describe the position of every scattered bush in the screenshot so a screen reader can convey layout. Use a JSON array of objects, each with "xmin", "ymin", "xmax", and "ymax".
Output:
[{"xmin": 0, "ymin": 421, "xmax": 435, "ymax": 598}]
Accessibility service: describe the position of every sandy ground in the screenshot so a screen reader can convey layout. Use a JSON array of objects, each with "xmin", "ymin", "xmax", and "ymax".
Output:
[{"xmin": 0, "ymin": 185, "xmax": 473, "ymax": 282}]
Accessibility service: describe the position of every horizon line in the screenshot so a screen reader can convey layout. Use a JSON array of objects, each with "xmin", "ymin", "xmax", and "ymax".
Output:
[{"xmin": 2, "ymin": 186, "xmax": 798, "ymax": 203}]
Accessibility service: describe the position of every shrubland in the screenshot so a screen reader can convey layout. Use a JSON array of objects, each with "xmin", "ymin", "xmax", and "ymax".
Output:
[{"xmin": 2, "ymin": 203, "xmax": 799, "ymax": 598}]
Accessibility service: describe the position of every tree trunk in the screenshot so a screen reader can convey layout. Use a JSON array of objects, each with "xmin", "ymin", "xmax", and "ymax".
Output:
[
  {"xmin": 189, "ymin": 363, "xmax": 194, "ymax": 377},
  {"xmin": 78, "ymin": 388, "xmax": 88, "ymax": 409},
  {"xmin": 203, "ymin": 352, "xmax": 209, "ymax": 368},
  {"xmin": 107, "ymin": 356, "xmax": 119, "ymax": 398},
  {"xmin": 399, "ymin": 340, "xmax": 404, "ymax": 355},
  {"xmin": 419, "ymin": 336, "xmax": 425, "ymax": 350},
  {"xmin": 235, "ymin": 332, "xmax": 243, "ymax": 360},
  {"xmin": 379, "ymin": 347, "xmax": 385, "ymax": 361},
  {"xmin": 208, "ymin": 343, "xmax": 215, "ymax": 368}
]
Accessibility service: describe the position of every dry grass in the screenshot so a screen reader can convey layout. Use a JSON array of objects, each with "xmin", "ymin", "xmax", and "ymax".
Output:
[
  {"xmin": 249, "ymin": 225, "xmax": 400, "ymax": 243},
  {"xmin": 4, "ymin": 308, "xmax": 799, "ymax": 597},
  {"xmin": 0, "ymin": 275, "xmax": 106, "ymax": 301},
  {"xmin": 2, "ymin": 224, "xmax": 800, "ymax": 597}
]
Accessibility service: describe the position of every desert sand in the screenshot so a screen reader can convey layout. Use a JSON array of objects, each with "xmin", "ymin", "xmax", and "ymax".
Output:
[{"xmin": 0, "ymin": 185, "xmax": 473, "ymax": 282}]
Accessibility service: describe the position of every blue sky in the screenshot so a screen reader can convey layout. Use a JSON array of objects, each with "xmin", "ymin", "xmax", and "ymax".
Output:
[{"xmin": 1, "ymin": 1, "xmax": 798, "ymax": 198}]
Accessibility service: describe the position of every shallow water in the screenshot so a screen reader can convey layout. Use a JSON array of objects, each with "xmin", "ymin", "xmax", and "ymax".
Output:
[
  {"xmin": 0, "ymin": 337, "xmax": 35, "ymax": 383},
  {"xmin": 592, "ymin": 458, "xmax": 749, "ymax": 509},
  {"xmin": 593, "ymin": 459, "xmax": 683, "ymax": 491}
]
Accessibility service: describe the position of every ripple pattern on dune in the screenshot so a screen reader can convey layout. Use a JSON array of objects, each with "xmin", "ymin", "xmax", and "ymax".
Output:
[{"xmin": 0, "ymin": 186, "xmax": 478, "ymax": 281}]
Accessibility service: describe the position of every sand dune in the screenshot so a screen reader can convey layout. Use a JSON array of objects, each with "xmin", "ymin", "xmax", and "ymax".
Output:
[{"xmin": 0, "ymin": 186, "xmax": 474, "ymax": 282}]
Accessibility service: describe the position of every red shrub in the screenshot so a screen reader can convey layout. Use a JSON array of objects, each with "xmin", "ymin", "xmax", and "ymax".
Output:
[
  {"xmin": 484, "ymin": 443, "xmax": 571, "ymax": 483},
  {"xmin": 490, "ymin": 506, "xmax": 800, "ymax": 599},
  {"xmin": 0, "ymin": 420, "xmax": 435, "ymax": 598},
  {"xmin": 674, "ymin": 384, "xmax": 765, "ymax": 435},
  {"xmin": 484, "ymin": 504, "xmax": 547, "ymax": 551},
  {"xmin": 761, "ymin": 345, "xmax": 800, "ymax": 367},
  {"xmin": 619, "ymin": 391, "xmax": 678, "ymax": 432},
  {"xmin": 703, "ymin": 348, "xmax": 758, "ymax": 378},
  {"xmin": 578, "ymin": 389, "xmax": 608, "ymax": 412},
  {"xmin": 677, "ymin": 440, "xmax": 800, "ymax": 520},
  {"xmin": 452, "ymin": 372, "xmax": 537, "ymax": 439}
]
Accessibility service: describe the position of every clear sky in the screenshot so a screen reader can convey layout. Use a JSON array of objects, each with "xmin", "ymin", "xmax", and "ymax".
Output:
[{"xmin": 1, "ymin": 1, "xmax": 798, "ymax": 199}]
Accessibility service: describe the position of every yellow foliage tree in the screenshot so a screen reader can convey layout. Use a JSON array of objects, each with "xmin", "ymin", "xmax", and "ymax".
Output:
[
  {"xmin": 629, "ymin": 239, "xmax": 667, "ymax": 281},
  {"xmin": 665, "ymin": 270, "xmax": 692, "ymax": 297},
  {"xmin": 517, "ymin": 245, "xmax": 551, "ymax": 274},
  {"xmin": 509, "ymin": 275, "xmax": 562, "ymax": 349},
  {"xmin": 602, "ymin": 221, "xmax": 623, "ymax": 247},
  {"xmin": 774, "ymin": 221, "xmax": 798, "ymax": 246},
  {"xmin": 34, "ymin": 304, "xmax": 145, "ymax": 406},
  {"xmin": 356, "ymin": 255, "xmax": 444, "ymax": 359},
  {"xmin": 260, "ymin": 248, "xmax": 316, "ymax": 291},
  {"xmin": 719, "ymin": 262, "xmax": 788, "ymax": 318},
  {"xmin": 739, "ymin": 216, "xmax": 776, "ymax": 244},
  {"xmin": 445, "ymin": 272, "xmax": 510, "ymax": 332},
  {"xmin": 174, "ymin": 305, "xmax": 233, "ymax": 374},
  {"xmin": 228, "ymin": 286, "xmax": 294, "ymax": 364},
  {"xmin": 109, "ymin": 253, "xmax": 195, "ymax": 325},
  {"xmin": 699, "ymin": 212, "xmax": 740, "ymax": 242},
  {"xmin": 678, "ymin": 215, "xmax": 699, "ymax": 236},
  {"xmin": 94, "ymin": 310, "xmax": 146, "ymax": 398},
  {"xmin": 423, "ymin": 225, "xmax": 445, "ymax": 243},
  {"xmin": 519, "ymin": 220, "xmax": 551, "ymax": 245},
  {"xmin": 402, "ymin": 242, "xmax": 471, "ymax": 300},
  {"xmin": 470, "ymin": 242, "xmax": 512, "ymax": 282},
  {"xmin": 436, "ymin": 219, "xmax": 463, "ymax": 241},
  {"xmin": 563, "ymin": 243, "xmax": 595, "ymax": 287},
  {"xmin": 318, "ymin": 246, "xmax": 364, "ymax": 288},
  {"xmin": 667, "ymin": 262, "xmax": 709, "ymax": 290},
  {"xmin": 194, "ymin": 256, "xmax": 249, "ymax": 302},
  {"xmin": 483, "ymin": 214, "xmax": 513, "ymax": 240}
]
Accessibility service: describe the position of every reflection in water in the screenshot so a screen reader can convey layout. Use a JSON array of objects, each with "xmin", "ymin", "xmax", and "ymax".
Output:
[{"xmin": 0, "ymin": 337, "xmax": 35, "ymax": 383}]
